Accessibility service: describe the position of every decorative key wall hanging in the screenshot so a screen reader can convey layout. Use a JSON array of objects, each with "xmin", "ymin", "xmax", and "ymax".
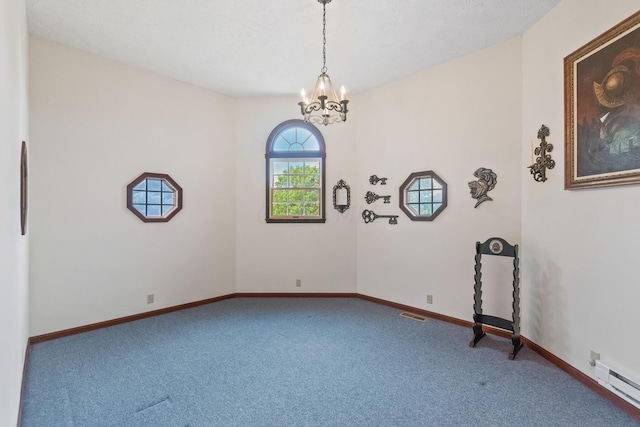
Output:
[
  {"xmin": 364, "ymin": 191, "xmax": 391, "ymax": 204},
  {"xmin": 362, "ymin": 209, "xmax": 398, "ymax": 225},
  {"xmin": 363, "ymin": 174, "xmax": 397, "ymax": 225},
  {"xmin": 369, "ymin": 175, "xmax": 388, "ymax": 185}
]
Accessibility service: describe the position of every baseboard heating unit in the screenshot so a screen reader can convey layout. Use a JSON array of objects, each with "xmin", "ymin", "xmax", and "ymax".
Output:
[{"xmin": 595, "ymin": 361, "xmax": 640, "ymax": 409}]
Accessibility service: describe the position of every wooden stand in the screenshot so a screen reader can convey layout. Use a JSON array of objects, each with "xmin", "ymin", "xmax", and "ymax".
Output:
[{"xmin": 469, "ymin": 237, "xmax": 523, "ymax": 360}]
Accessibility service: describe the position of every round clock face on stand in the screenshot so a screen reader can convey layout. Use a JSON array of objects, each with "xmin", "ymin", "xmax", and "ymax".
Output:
[{"xmin": 489, "ymin": 239, "xmax": 503, "ymax": 255}]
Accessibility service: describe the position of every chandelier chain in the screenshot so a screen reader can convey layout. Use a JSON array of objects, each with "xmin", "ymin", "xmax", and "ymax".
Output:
[
  {"xmin": 298, "ymin": 0, "xmax": 348, "ymax": 126},
  {"xmin": 321, "ymin": 1, "xmax": 327, "ymax": 73}
]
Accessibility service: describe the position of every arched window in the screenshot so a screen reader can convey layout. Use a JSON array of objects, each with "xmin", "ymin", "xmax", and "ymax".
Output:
[{"xmin": 265, "ymin": 120, "xmax": 326, "ymax": 223}]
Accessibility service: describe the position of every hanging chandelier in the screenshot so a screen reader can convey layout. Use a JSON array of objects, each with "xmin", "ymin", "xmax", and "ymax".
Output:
[{"xmin": 299, "ymin": 0, "xmax": 349, "ymax": 126}]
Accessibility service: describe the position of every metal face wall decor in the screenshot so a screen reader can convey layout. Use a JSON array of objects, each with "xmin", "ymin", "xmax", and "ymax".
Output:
[
  {"xmin": 564, "ymin": 11, "xmax": 640, "ymax": 189},
  {"xmin": 528, "ymin": 125, "xmax": 555, "ymax": 182},
  {"xmin": 468, "ymin": 167, "xmax": 497, "ymax": 208}
]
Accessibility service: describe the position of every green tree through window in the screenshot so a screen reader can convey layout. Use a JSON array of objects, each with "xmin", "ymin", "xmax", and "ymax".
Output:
[
  {"xmin": 272, "ymin": 162, "xmax": 320, "ymax": 216},
  {"xmin": 265, "ymin": 120, "xmax": 326, "ymax": 223}
]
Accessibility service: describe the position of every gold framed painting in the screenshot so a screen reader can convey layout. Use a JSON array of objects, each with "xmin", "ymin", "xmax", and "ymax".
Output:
[{"xmin": 564, "ymin": 11, "xmax": 640, "ymax": 189}]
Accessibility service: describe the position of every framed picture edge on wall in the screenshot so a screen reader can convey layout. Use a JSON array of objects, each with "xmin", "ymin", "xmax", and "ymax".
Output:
[
  {"xmin": 20, "ymin": 140, "xmax": 27, "ymax": 235},
  {"xmin": 564, "ymin": 10, "xmax": 640, "ymax": 190}
]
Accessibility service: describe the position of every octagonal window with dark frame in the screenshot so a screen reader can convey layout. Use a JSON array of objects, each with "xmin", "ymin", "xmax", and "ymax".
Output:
[
  {"xmin": 399, "ymin": 171, "xmax": 447, "ymax": 221},
  {"xmin": 126, "ymin": 172, "xmax": 183, "ymax": 222}
]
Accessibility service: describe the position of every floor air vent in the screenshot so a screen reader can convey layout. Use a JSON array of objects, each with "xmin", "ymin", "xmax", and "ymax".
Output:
[
  {"xmin": 400, "ymin": 312, "xmax": 426, "ymax": 322},
  {"xmin": 595, "ymin": 361, "xmax": 640, "ymax": 409}
]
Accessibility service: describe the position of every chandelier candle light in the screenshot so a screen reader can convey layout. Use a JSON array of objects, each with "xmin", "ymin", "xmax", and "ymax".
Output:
[{"xmin": 299, "ymin": 0, "xmax": 349, "ymax": 126}]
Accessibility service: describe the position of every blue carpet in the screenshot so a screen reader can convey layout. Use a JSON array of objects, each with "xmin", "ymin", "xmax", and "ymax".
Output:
[{"xmin": 22, "ymin": 298, "xmax": 640, "ymax": 426}]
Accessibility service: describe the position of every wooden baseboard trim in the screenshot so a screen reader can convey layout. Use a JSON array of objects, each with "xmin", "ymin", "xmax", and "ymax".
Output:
[
  {"xmin": 354, "ymin": 295, "xmax": 638, "ymax": 420},
  {"xmin": 23, "ymin": 292, "xmax": 639, "ymax": 421},
  {"xmin": 521, "ymin": 337, "xmax": 640, "ymax": 421},
  {"xmin": 235, "ymin": 292, "xmax": 358, "ymax": 298},
  {"xmin": 29, "ymin": 294, "xmax": 235, "ymax": 344},
  {"xmin": 356, "ymin": 294, "xmax": 471, "ymax": 327},
  {"xmin": 29, "ymin": 293, "xmax": 357, "ymax": 344},
  {"xmin": 355, "ymin": 294, "xmax": 513, "ymax": 339}
]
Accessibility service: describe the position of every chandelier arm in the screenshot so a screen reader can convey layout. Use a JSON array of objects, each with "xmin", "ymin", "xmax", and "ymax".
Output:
[
  {"xmin": 323, "ymin": 101, "xmax": 346, "ymax": 112},
  {"xmin": 299, "ymin": 101, "xmax": 324, "ymax": 114},
  {"xmin": 299, "ymin": 100, "xmax": 348, "ymax": 116}
]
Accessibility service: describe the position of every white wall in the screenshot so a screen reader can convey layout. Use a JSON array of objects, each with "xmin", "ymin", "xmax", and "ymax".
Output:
[
  {"xmin": 355, "ymin": 38, "xmax": 523, "ymax": 322},
  {"xmin": 521, "ymin": 0, "xmax": 640, "ymax": 381},
  {"xmin": 0, "ymin": 0, "xmax": 29, "ymax": 424},
  {"xmin": 29, "ymin": 37, "xmax": 236, "ymax": 336},
  {"xmin": 234, "ymin": 97, "xmax": 358, "ymax": 293}
]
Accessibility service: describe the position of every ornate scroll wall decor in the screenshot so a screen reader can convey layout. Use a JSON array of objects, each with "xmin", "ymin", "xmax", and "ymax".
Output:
[
  {"xmin": 528, "ymin": 125, "xmax": 555, "ymax": 182},
  {"xmin": 333, "ymin": 179, "xmax": 350, "ymax": 213}
]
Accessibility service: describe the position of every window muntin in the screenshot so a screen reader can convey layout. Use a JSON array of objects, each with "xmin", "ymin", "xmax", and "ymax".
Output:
[
  {"xmin": 126, "ymin": 172, "xmax": 182, "ymax": 222},
  {"xmin": 272, "ymin": 126, "xmax": 320, "ymax": 152},
  {"xmin": 399, "ymin": 171, "xmax": 447, "ymax": 221},
  {"xmin": 266, "ymin": 120, "xmax": 325, "ymax": 223},
  {"xmin": 271, "ymin": 159, "xmax": 321, "ymax": 217}
]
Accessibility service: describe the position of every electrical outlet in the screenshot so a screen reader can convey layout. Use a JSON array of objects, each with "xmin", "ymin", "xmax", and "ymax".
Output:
[
  {"xmin": 589, "ymin": 350, "xmax": 600, "ymax": 366},
  {"xmin": 427, "ymin": 294, "xmax": 433, "ymax": 304},
  {"xmin": 147, "ymin": 294, "xmax": 154, "ymax": 304},
  {"xmin": 296, "ymin": 279, "xmax": 302, "ymax": 288}
]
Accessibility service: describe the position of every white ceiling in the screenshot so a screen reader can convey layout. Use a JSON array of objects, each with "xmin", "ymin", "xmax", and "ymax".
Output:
[{"xmin": 26, "ymin": 0, "xmax": 560, "ymax": 98}]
